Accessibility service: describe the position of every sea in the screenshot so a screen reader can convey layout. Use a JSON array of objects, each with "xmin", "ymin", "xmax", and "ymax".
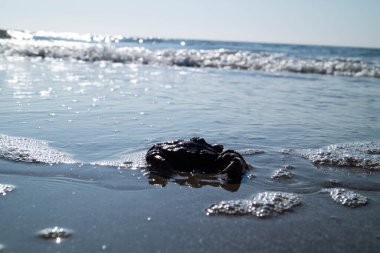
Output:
[{"xmin": 0, "ymin": 29, "xmax": 380, "ymax": 253}]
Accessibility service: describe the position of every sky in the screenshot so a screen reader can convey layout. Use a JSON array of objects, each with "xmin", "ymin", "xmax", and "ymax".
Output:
[{"xmin": 1, "ymin": 0, "xmax": 379, "ymax": 48}]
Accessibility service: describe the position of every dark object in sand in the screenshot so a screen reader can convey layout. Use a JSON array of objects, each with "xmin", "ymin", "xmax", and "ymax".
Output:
[{"xmin": 146, "ymin": 137, "xmax": 249, "ymax": 180}]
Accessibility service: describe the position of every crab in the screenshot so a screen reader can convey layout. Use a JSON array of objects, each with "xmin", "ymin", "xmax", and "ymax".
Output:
[{"xmin": 145, "ymin": 137, "xmax": 249, "ymax": 179}]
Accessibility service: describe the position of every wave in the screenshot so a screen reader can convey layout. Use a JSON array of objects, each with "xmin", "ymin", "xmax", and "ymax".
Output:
[
  {"xmin": 3, "ymin": 29, "xmax": 123, "ymax": 43},
  {"xmin": 0, "ymin": 134, "xmax": 77, "ymax": 164},
  {"xmin": 1, "ymin": 39, "xmax": 379, "ymax": 78}
]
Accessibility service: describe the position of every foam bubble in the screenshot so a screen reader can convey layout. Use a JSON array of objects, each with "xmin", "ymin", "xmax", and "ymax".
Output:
[
  {"xmin": 92, "ymin": 152, "xmax": 146, "ymax": 169},
  {"xmin": 206, "ymin": 192, "xmax": 301, "ymax": 217},
  {"xmin": 271, "ymin": 168, "xmax": 293, "ymax": 179},
  {"xmin": 285, "ymin": 141, "xmax": 380, "ymax": 170},
  {"xmin": 0, "ymin": 134, "xmax": 77, "ymax": 164},
  {"xmin": 321, "ymin": 188, "xmax": 368, "ymax": 207},
  {"xmin": 0, "ymin": 183, "xmax": 15, "ymax": 196}
]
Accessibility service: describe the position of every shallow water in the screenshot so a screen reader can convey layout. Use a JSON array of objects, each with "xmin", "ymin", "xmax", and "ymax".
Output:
[{"xmin": 1, "ymin": 33, "xmax": 380, "ymax": 252}]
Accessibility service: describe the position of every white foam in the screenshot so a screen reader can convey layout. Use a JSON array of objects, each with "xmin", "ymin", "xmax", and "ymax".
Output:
[
  {"xmin": 238, "ymin": 149, "xmax": 265, "ymax": 155},
  {"xmin": 1, "ymin": 39, "xmax": 379, "ymax": 78},
  {"xmin": 7, "ymin": 29, "xmax": 123, "ymax": 43},
  {"xmin": 285, "ymin": 141, "xmax": 380, "ymax": 170},
  {"xmin": 206, "ymin": 192, "xmax": 301, "ymax": 217},
  {"xmin": 0, "ymin": 134, "xmax": 77, "ymax": 164},
  {"xmin": 0, "ymin": 183, "xmax": 15, "ymax": 196},
  {"xmin": 321, "ymin": 188, "xmax": 368, "ymax": 207},
  {"xmin": 91, "ymin": 152, "xmax": 146, "ymax": 169},
  {"xmin": 271, "ymin": 168, "xmax": 293, "ymax": 179}
]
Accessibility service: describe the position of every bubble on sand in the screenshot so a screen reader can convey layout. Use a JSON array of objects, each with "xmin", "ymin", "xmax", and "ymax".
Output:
[
  {"xmin": 321, "ymin": 188, "xmax": 368, "ymax": 207},
  {"xmin": 0, "ymin": 134, "xmax": 77, "ymax": 164},
  {"xmin": 284, "ymin": 141, "xmax": 380, "ymax": 170},
  {"xmin": 271, "ymin": 168, "xmax": 293, "ymax": 179},
  {"xmin": 38, "ymin": 226, "xmax": 73, "ymax": 243},
  {"xmin": 0, "ymin": 184, "xmax": 15, "ymax": 196},
  {"xmin": 206, "ymin": 192, "xmax": 301, "ymax": 217}
]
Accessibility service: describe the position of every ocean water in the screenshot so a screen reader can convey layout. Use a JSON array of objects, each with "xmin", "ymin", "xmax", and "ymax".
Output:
[{"xmin": 0, "ymin": 29, "xmax": 380, "ymax": 253}]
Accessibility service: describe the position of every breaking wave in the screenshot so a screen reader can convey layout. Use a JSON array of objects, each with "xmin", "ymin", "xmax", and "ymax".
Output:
[{"xmin": 1, "ymin": 36, "xmax": 379, "ymax": 78}]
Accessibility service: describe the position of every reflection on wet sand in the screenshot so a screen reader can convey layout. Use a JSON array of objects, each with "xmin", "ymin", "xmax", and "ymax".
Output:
[{"xmin": 147, "ymin": 170, "xmax": 242, "ymax": 192}]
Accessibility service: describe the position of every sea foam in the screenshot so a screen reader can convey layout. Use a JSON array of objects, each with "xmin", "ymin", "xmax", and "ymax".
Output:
[
  {"xmin": 91, "ymin": 152, "xmax": 146, "ymax": 169},
  {"xmin": 206, "ymin": 192, "xmax": 301, "ymax": 217},
  {"xmin": 0, "ymin": 134, "xmax": 77, "ymax": 164},
  {"xmin": 284, "ymin": 141, "xmax": 380, "ymax": 170},
  {"xmin": 1, "ymin": 39, "xmax": 379, "ymax": 78},
  {"xmin": 0, "ymin": 183, "xmax": 15, "ymax": 196},
  {"xmin": 321, "ymin": 188, "xmax": 368, "ymax": 207}
]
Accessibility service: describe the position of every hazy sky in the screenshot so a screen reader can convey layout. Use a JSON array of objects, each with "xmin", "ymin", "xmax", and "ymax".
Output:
[{"xmin": 1, "ymin": 0, "xmax": 379, "ymax": 48}]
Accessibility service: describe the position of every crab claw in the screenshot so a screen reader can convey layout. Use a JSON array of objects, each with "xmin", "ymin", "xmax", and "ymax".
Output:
[
  {"xmin": 146, "ymin": 154, "xmax": 168, "ymax": 170},
  {"xmin": 221, "ymin": 157, "xmax": 246, "ymax": 179}
]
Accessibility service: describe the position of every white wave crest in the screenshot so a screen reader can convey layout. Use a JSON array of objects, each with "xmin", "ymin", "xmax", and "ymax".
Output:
[
  {"xmin": 1, "ymin": 40, "xmax": 379, "ymax": 78},
  {"xmin": 6, "ymin": 29, "xmax": 123, "ymax": 43}
]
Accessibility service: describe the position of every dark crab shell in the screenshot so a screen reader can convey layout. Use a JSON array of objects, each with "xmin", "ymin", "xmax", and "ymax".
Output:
[{"xmin": 146, "ymin": 137, "xmax": 249, "ymax": 178}]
